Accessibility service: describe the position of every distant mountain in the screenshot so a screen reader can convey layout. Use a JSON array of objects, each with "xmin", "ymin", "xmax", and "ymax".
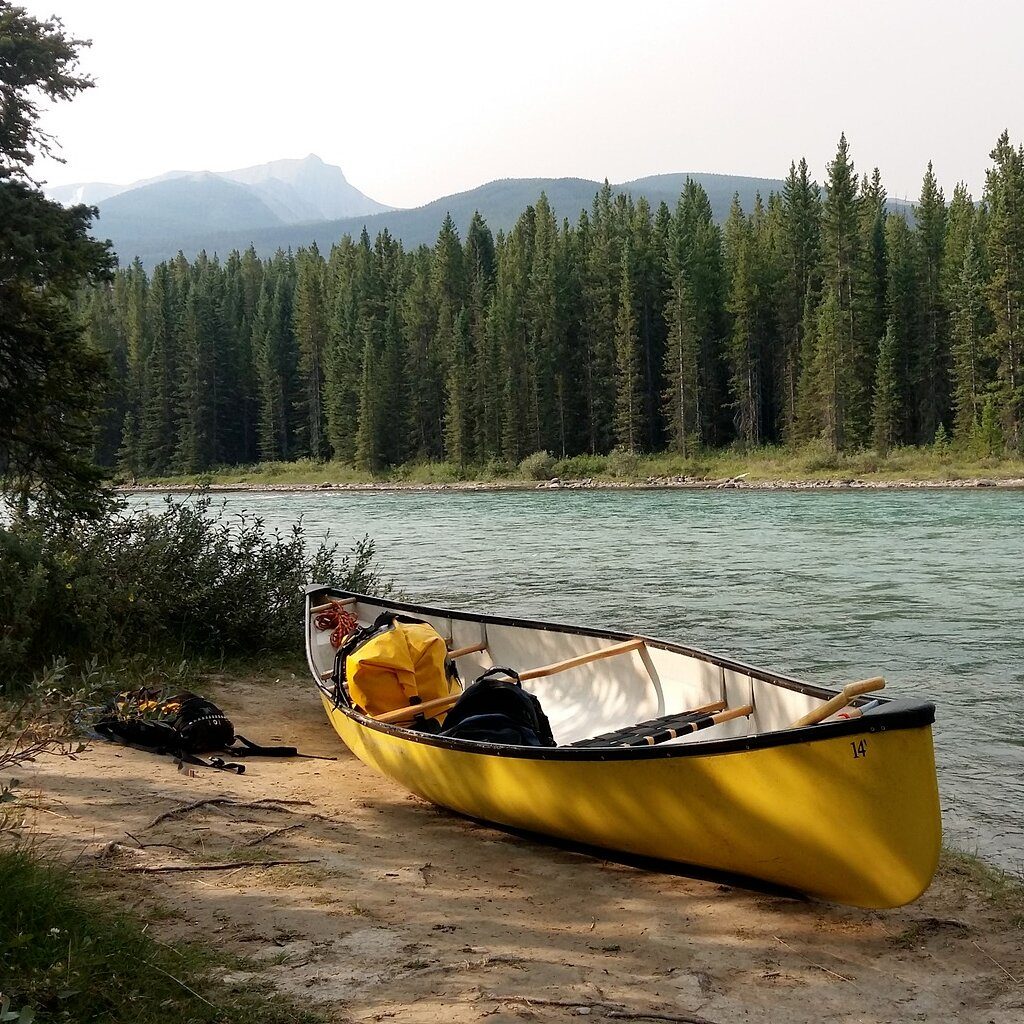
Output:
[
  {"xmin": 46, "ymin": 155, "xmax": 392, "ymax": 259},
  {"xmin": 97, "ymin": 174, "xmax": 286, "ymax": 244},
  {"xmin": 219, "ymin": 155, "xmax": 387, "ymax": 221},
  {"xmin": 55, "ymin": 161, "xmax": 910, "ymax": 267},
  {"xmin": 86, "ymin": 171, "xmax": 796, "ymax": 267}
]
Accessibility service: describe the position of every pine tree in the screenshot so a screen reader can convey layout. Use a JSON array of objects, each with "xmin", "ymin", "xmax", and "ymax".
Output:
[
  {"xmin": 778, "ymin": 159, "xmax": 822, "ymax": 439},
  {"xmin": 403, "ymin": 248, "xmax": 442, "ymax": 459},
  {"xmin": 724, "ymin": 198, "xmax": 762, "ymax": 446},
  {"xmin": 354, "ymin": 319, "xmax": 383, "ymax": 471},
  {"xmin": 138, "ymin": 262, "xmax": 177, "ymax": 473},
  {"xmin": 857, "ymin": 169, "xmax": 888, "ymax": 366},
  {"xmin": 614, "ymin": 243, "xmax": 644, "ymax": 451},
  {"xmin": 913, "ymin": 162, "xmax": 949, "ymax": 442},
  {"xmin": 801, "ymin": 134, "xmax": 867, "ymax": 448},
  {"xmin": 662, "ymin": 270, "xmax": 700, "ymax": 457},
  {"xmin": 444, "ymin": 308, "xmax": 472, "ymax": 467},
  {"xmin": 984, "ymin": 131, "xmax": 1024, "ymax": 449},
  {"xmin": 950, "ymin": 240, "xmax": 987, "ymax": 443},
  {"xmin": 582, "ymin": 182, "xmax": 621, "ymax": 453},
  {"xmin": 669, "ymin": 180, "xmax": 727, "ymax": 445},
  {"xmin": 872, "ymin": 318, "xmax": 901, "ymax": 454},
  {"xmin": 293, "ymin": 245, "xmax": 328, "ymax": 459}
]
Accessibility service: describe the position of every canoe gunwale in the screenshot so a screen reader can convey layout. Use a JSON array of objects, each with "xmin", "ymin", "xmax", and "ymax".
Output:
[
  {"xmin": 314, "ymin": 678, "xmax": 933, "ymax": 760},
  {"xmin": 306, "ymin": 585, "xmax": 858, "ymax": 700},
  {"xmin": 306, "ymin": 587, "xmax": 936, "ymax": 762}
]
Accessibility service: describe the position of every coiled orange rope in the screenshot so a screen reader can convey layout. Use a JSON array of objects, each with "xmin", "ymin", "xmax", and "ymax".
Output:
[{"xmin": 313, "ymin": 601, "xmax": 360, "ymax": 648}]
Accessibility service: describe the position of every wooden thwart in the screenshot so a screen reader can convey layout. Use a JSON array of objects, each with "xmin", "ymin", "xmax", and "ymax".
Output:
[
  {"xmin": 789, "ymin": 677, "xmax": 886, "ymax": 729},
  {"xmin": 310, "ymin": 597, "xmax": 356, "ymax": 615},
  {"xmin": 448, "ymin": 641, "xmax": 487, "ymax": 659},
  {"xmin": 374, "ymin": 637, "xmax": 647, "ymax": 725}
]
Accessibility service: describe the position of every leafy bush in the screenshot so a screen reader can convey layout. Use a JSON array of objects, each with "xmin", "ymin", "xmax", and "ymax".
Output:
[
  {"xmin": 607, "ymin": 446, "xmax": 641, "ymax": 478},
  {"xmin": 552, "ymin": 453, "xmax": 607, "ymax": 479},
  {"xmin": 518, "ymin": 450, "xmax": 556, "ymax": 480},
  {"xmin": 797, "ymin": 439, "xmax": 842, "ymax": 473},
  {"xmin": 0, "ymin": 493, "xmax": 389, "ymax": 691}
]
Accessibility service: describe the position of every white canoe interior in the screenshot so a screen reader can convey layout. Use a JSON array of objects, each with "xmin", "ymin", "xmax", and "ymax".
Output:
[{"xmin": 307, "ymin": 594, "xmax": 875, "ymax": 745}]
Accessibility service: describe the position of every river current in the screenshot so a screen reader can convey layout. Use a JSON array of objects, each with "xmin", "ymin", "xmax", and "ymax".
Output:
[{"xmin": 134, "ymin": 487, "xmax": 1024, "ymax": 871}]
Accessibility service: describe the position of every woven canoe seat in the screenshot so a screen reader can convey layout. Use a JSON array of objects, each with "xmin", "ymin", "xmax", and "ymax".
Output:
[{"xmin": 569, "ymin": 706, "xmax": 722, "ymax": 748}]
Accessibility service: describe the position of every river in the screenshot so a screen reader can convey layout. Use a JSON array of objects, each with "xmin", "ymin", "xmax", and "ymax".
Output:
[{"xmin": 134, "ymin": 487, "xmax": 1024, "ymax": 872}]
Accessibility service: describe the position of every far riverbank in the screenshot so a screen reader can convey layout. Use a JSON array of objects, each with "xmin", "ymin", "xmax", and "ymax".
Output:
[
  {"xmin": 121, "ymin": 474, "xmax": 1024, "ymax": 494},
  {"xmin": 119, "ymin": 444, "xmax": 1024, "ymax": 495}
]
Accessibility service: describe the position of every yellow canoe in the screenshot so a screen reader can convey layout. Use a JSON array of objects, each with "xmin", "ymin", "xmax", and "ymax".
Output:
[{"xmin": 306, "ymin": 589, "xmax": 941, "ymax": 908}]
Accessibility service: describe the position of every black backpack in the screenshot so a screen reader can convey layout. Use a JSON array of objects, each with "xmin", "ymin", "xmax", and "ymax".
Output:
[
  {"xmin": 440, "ymin": 668, "xmax": 556, "ymax": 747},
  {"xmin": 93, "ymin": 690, "xmax": 312, "ymax": 773}
]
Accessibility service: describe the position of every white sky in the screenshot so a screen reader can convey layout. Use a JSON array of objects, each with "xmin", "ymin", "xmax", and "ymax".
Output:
[{"xmin": 22, "ymin": 0, "xmax": 1024, "ymax": 208}]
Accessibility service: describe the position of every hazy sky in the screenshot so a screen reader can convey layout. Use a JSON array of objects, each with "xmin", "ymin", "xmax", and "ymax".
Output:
[{"xmin": 22, "ymin": 0, "xmax": 1024, "ymax": 208}]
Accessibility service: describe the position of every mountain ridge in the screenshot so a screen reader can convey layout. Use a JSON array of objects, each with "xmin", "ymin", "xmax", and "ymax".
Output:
[{"xmin": 49, "ymin": 157, "xmax": 911, "ymax": 267}]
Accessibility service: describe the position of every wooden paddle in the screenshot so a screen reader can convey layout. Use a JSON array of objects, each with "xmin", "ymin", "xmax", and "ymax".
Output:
[
  {"xmin": 373, "ymin": 637, "xmax": 647, "ymax": 725},
  {"xmin": 789, "ymin": 677, "xmax": 885, "ymax": 729}
]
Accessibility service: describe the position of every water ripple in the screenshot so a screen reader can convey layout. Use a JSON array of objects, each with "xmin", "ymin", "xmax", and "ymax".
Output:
[{"xmin": 132, "ymin": 488, "xmax": 1024, "ymax": 870}]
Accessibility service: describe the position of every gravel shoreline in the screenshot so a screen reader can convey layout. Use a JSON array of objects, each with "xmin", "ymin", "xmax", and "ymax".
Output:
[{"xmin": 121, "ymin": 474, "xmax": 1024, "ymax": 494}]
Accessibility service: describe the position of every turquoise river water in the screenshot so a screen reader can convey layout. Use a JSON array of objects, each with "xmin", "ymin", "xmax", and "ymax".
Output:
[{"xmin": 135, "ymin": 488, "xmax": 1024, "ymax": 871}]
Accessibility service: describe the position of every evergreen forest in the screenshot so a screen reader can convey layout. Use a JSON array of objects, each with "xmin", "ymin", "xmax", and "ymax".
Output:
[{"xmin": 85, "ymin": 133, "xmax": 1024, "ymax": 478}]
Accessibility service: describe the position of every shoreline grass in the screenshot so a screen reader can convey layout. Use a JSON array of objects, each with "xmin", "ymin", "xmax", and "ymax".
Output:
[
  {"xmin": 123, "ymin": 443, "xmax": 1024, "ymax": 491},
  {"xmin": 0, "ymin": 845, "xmax": 322, "ymax": 1023}
]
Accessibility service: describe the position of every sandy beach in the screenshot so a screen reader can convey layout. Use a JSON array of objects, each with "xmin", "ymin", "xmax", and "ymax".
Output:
[{"xmin": 17, "ymin": 670, "xmax": 1024, "ymax": 1024}]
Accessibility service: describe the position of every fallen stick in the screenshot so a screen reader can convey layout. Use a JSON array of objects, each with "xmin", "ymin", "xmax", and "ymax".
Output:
[
  {"xmin": 608, "ymin": 1012, "xmax": 719, "ymax": 1024},
  {"xmin": 145, "ymin": 959, "xmax": 218, "ymax": 1009},
  {"xmin": 244, "ymin": 823, "xmax": 305, "ymax": 847},
  {"xmin": 484, "ymin": 995, "xmax": 717, "ymax": 1024},
  {"xmin": 120, "ymin": 858, "xmax": 320, "ymax": 874},
  {"xmin": 146, "ymin": 797, "xmax": 312, "ymax": 829},
  {"xmin": 773, "ymin": 935, "xmax": 854, "ymax": 983},
  {"xmin": 972, "ymin": 939, "xmax": 1021, "ymax": 985}
]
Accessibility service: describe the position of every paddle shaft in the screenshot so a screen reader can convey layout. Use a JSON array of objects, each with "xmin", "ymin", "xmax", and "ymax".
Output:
[
  {"xmin": 373, "ymin": 637, "xmax": 647, "ymax": 724},
  {"xmin": 518, "ymin": 638, "xmax": 644, "ymax": 681},
  {"xmin": 790, "ymin": 677, "xmax": 885, "ymax": 728},
  {"xmin": 625, "ymin": 703, "xmax": 753, "ymax": 746}
]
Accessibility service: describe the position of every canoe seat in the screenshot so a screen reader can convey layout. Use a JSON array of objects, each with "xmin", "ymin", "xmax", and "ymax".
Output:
[{"xmin": 568, "ymin": 704, "xmax": 725, "ymax": 748}]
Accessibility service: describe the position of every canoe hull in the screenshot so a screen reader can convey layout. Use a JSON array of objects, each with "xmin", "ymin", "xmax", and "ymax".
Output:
[{"xmin": 321, "ymin": 693, "xmax": 941, "ymax": 908}]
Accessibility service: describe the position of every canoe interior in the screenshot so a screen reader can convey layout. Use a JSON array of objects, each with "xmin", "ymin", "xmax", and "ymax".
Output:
[{"xmin": 306, "ymin": 591, "xmax": 884, "ymax": 746}]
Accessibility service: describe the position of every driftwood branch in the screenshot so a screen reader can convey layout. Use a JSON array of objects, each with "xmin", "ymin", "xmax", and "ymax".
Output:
[
  {"xmin": 243, "ymin": 823, "xmax": 304, "ymax": 847},
  {"xmin": 120, "ymin": 858, "xmax": 319, "ymax": 874},
  {"xmin": 146, "ymin": 797, "xmax": 312, "ymax": 829},
  {"xmin": 484, "ymin": 995, "xmax": 718, "ymax": 1024}
]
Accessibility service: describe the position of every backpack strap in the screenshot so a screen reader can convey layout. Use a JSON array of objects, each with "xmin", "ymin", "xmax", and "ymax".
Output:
[
  {"xmin": 226, "ymin": 735, "xmax": 337, "ymax": 761},
  {"xmin": 175, "ymin": 751, "xmax": 246, "ymax": 774},
  {"xmin": 475, "ymin": 666, "xmax": 522, "ymax": 686}
]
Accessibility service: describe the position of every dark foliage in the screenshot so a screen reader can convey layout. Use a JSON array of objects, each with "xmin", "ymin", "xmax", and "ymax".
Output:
[{"xmin": 0, "ymin": 493, "xmax": 389, "ymax": 690}]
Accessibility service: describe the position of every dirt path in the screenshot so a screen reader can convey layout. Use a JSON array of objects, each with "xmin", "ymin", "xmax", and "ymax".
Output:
[{"xmin": 18, "ymin": 673, "xmax": 1024, "ymax": 1024}]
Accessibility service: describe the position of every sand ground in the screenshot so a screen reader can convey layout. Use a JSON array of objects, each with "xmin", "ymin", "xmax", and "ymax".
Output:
[{"xmin": 18, "ymin": 672, "xmax": 1024, "ymax": 1024}]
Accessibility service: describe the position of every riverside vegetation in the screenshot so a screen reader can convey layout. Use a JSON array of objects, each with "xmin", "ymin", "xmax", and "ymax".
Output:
[
  {"xmin": 2, "ymin": 4, "xmax": 1024, "ymax": 1021},
  {"xmin": 0, "ymin": 6, "xmax": 385, "ymax": 1020},
  {"xmin": 87, "ymin": 133, "xmax": 1024, "ymax": 485}
]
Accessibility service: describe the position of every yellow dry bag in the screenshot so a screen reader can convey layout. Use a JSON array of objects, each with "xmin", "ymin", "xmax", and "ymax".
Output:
[{"xmin": 343, "ymin": 614, "xmax": 456, "ymax": 717}]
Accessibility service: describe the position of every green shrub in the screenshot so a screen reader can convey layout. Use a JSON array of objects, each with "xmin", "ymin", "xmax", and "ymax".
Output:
[
  {"xmin": 0, "ymin": 493, "xmax": 389, "ymax": 691},
  {"xmin": 518, "ymin": 450, "xmax": 556, "ymax": 480},
  {"xmin": 607, "ymin": 446, "xmax": 641, "ymax": 478},
  {"xmin": 552, "ymin": 453, "xmax": 607, "ymax": 478},
  {"xmin": 480, "ymin": 459, "xmax": 515, "ymax": 480},
  {"xmin": 798, "ymin": 439, "xmax": 842, "ymax": 473}
]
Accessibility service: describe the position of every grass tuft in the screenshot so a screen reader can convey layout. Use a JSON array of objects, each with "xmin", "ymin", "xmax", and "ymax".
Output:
[{"xmin": 0, "ymin": 846, "xmax": 321, "ymax": 1022}]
